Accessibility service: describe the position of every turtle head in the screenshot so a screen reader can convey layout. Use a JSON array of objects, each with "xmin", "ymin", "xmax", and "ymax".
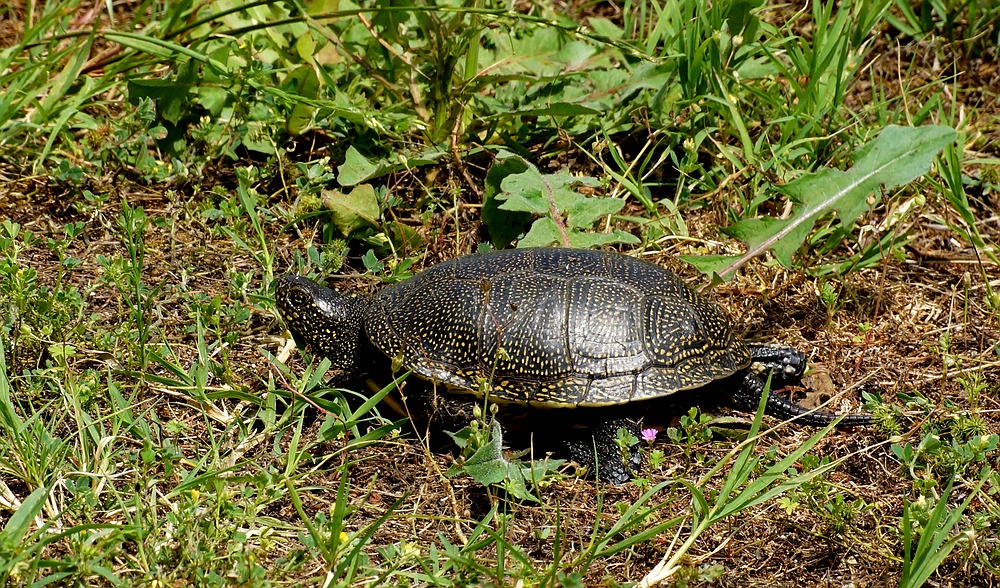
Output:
[{"xmin": 274, "ymin": 275, "xmax": 368, "ymax": 380}]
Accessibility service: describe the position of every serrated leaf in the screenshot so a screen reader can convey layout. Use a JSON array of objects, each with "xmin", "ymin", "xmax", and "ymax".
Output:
[
  {"xmin": 566, "ymin": 230, "xmax": 639, "ymax": 248},
  {"xmin": 500, "ymin": 168, "xmax": 600, "ymax": 211},
  {"xmin": 566, "ymin": 196, "xmax": 626, "ymax": 228},
  {"xmin": 679, "ymin": 254, "xmax": 739, "ymax": 279},
  {"xmin": 713, "ymin": 125, "xmax": 956, "ymax": 278},
  {"xmin": 445, "ymin": 421, "xmax": 555, "ymax": 501},
  {"xmin": 322, "ymin": 184, "xmax": 379, "ymax": 236},
  {"xmin": 588, "ymin": 17, "xmax": 623, "ymax": 39},
  {"xmin": 722, "ymin": 216, "xmax": 812, "ymax": 268},
  {"xmin": 554, "ymin": 40, "xmax": 598, "ymax": 68},
  {"xmin": 519, "ymin": 219, "xmax": 563, "ymax": 248},
  {"xmin": 495, "ymin": 154, "xmax": 634, "ymax": 248},
  {"xmin": 497, "ymin": 190, "xmax": 549, "ymax": 215}
]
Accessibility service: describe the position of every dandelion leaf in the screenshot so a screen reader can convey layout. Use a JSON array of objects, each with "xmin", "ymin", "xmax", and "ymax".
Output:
[
  {"xmin": 489, "ymin": 152, "xmax": 636, "ymax": 248},
  {"xmin": 719, "ymin": 125, "xmax": 956, "ymax": 276}
]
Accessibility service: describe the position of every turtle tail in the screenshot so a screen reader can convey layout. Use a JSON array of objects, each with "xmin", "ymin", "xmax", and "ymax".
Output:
[{"xmin": 734, "ymin": 370, "xmax": 874, "ymax": 427}]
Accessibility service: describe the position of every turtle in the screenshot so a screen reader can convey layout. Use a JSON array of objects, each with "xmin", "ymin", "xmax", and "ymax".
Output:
[{"xmin": 274, "ymin": 247, "xmax": 873, "ymax": 483}]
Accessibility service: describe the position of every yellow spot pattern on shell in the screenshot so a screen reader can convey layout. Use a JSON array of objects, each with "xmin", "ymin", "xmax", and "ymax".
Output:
[{"xmin": 366, "ymin": 248, "xmax": 750, "ymax": 408}]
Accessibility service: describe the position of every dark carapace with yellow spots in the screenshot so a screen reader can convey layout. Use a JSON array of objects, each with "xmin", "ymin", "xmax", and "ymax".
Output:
[{"xmin": 275, "ymin": 248, "xmax": 873, "ymax": 483}]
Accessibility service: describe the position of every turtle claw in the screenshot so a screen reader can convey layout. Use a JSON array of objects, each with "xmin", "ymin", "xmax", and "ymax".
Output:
[{"xmin": 748, "ymin": 344, "xmax": 807, "ymax": 389}]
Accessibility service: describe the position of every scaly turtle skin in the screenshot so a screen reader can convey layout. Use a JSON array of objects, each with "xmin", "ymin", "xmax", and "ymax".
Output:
[{"xmin": 275, "ymin": 248, "xmax": 873, "ymax": 483}]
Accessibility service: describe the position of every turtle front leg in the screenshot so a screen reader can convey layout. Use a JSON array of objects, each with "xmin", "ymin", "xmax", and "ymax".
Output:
[
  {"xmin": 565, "ymin": 418, "xmax": 642, "ymax": 484},
  {"xmin": 747, "ymin": 344, "xmax": 807, "ymax": 389},
  {"xmin": 403, "ymin": 385, "xmax": 480, "ymax": 434}
]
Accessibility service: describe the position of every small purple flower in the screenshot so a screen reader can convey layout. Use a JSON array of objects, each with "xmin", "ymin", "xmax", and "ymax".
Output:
[{"xmin": 641, "ymin": 428, "xmax": 658, "ymax": 443}]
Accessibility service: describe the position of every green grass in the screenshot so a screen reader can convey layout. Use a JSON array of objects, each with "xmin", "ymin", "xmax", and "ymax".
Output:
[{"xmin": 1, "ymin": 0, "xmax": 999, "ymax": 585}]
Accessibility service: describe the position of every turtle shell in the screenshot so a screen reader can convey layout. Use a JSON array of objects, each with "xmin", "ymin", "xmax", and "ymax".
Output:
[{"xmin": 365, "ymin": 248, "xmax": 750, "ymax": 407}]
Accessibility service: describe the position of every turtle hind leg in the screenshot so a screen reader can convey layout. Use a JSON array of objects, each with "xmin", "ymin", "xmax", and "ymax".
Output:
[
  {"xmin": 565, "ymin": 418, "xmax": 642, "ymax": 484},
  {"xmin": 732, "ymin": 370, "xmax": 875, "ymax": 427}
]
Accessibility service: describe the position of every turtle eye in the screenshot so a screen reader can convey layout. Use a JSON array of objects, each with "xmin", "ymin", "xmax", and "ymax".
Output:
[{"xmin": 287, "ymin": 284, "xmax": 314, "ymax": 306}]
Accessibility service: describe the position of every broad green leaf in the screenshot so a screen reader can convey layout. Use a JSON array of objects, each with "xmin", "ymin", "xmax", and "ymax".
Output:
[
  {"xmin": 483, "ymin": 153, "xmax": 533, "ymax": 247},
  {"xmin": 566, "ymin": 195, "xmax": 625, "ymax": 227},
  {"xmin": 336, "ymin": 147, "xmax": 444, "ymax": 187},
  {"xmin": 446, "ymin": 421, "xmax": 558, "ymax": 502},
  {"xmin": 492, "ymin": 152, "xmax": 635, "ymax": 248},
  {"xmin": 449, "ymin": 421, "xmax": 509, "ymax": 486},
  {"xmin": 127, "ymin": 78, "xmax": 192, "ymax": 126},
  {"xmin": 587, "ymin": 17, "xmax": 623, "ymax": 39},
  {"xmin": 506, "ymin": 103, "xmax": 601, "ymax": 117},
  {"xmin": 554, "ymin": 40, "xmax": 598, "ymax": 69},
  {"xmin": 712, "ymin": 125, "xmax": 956, "ymax": 278},
  {"xmin": 500, "ymin": 169, "xmax": 601, "ymax": 215},
  {"xmin": 680, "ymin": 254, "xmax": 739, "ymax": 280},
  {"xmin": 566, "ymin": 230, "xmax": 639, "ymax": 248},
  {"xmin": 518, "ymin": 219, "xmax": 563, "ymax": 249},
  {"xmin": 383, "ymin": 220, "xmax": 424, "ymax": 253},
  {"xmin": 194, "ymin": 86, "xmax": 229, "ymax": 117},
  {"xmin": 337, "ymin": 147, "xmax": 379, "ymax": 187},
  {"xmin": 285, "ymin": 65, "xmax": 319, "ymax": 135},
  {"xmin": 498, "ymin": 191, "xmax": 549, "ymax": 215},
  {"xmin": 322, "ymin": 184, "xmax": 380, "ymax": 236},
  {"xmin": 294, "ymin": 31, "xmax": 318, "ymax": 62}
]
